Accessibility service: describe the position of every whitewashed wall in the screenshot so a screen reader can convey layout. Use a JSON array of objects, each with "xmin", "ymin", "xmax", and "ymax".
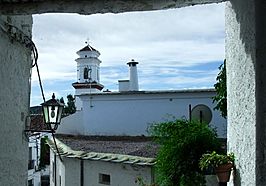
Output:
[
  {"xmin": 58, "ymin": 111, "xmax": 84, "ymax": 135},
  {"xmin": 83, "ymin": 160, "xmax": 153, "ymax": 186},
  {"xmin": 50, "ymin": 150, "xmax": 65, "ymax": 186},
  {"xmin": 28, "ymin": 137, "xmax": 41, "ymax": 186},
  {"xmin": 59, "ymin": 90, "xmax": 226, "ymax": 138},
  {"xmin": 0, "ymin": 15, "xmax": 32, "ymax": 186},
  {"xmin": 64, "ymin": 158, "xmax": 80, "ymax": 186},
  {"xmin": 50, "ymin": 150, "xmax": 220, "ymax": 186},
  {"xmin": 50, "ymin": 151, "xmax": 153, "ymax": 186}
]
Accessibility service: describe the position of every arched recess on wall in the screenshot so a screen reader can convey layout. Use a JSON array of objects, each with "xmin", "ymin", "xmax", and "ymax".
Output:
[{"xmin": 84, "ymin": 67, "xmax": 89, "ymax": 79}]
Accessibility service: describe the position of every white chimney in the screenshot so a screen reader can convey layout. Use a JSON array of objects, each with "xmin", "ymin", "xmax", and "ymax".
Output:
[
  {"xmin": 118, "ymin": 80, "xmax": 130, "ymax": 92},
  {"xmin": 127, "ymin": 59, "xmax": 139, "ymax": 91}
]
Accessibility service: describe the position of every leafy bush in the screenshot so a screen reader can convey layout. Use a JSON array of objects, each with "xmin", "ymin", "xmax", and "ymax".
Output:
[
  {"xmin": 135, "ymin": 177, "xmax": 158, "ymax": 186},
  {"xmin": 213, "ymin": 59, "xmax": 227, "ymax": 118},
  {"xmin": 199, "ymin": 151, "xmax": 235, "ymax": 170},
  {"xmin": 148, "ymin": 119, "xmax": 222, "ymax": 186}
]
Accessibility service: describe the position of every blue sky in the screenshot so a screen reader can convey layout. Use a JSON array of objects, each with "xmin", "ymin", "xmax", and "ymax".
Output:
[{"xmin": 31, "ymin": 3, "xmax": 225, "ymax": 106}]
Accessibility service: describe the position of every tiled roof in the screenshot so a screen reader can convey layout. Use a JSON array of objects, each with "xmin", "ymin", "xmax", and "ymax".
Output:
[
  {"xmin": 30, "ymin": 106, "xmax": 42, "ymax": 114},
  {"xmin": 27, "ymin": 114, "xmax": 50, "ymax": 132},
  {"xmin": 78, "ymin": 44, "xmax": 98, "ymax": 53},
  {"xmin": 55, "ymin": 134, "xmax": 159, "ymax": 158},
  {"xmin": 47, "ymin": 136, "xmax": 157, "ymax": 166}
]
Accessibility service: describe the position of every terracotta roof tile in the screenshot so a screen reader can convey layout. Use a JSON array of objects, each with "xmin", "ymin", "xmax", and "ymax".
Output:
[
  {"xmin": 78, "ymin": 45, "xmax": 98, "ymax": 52},
  {"xmin": 28, "ymin": 114, "xmax": 50, "ymax": 132},
  {"xmin": 48, "ymin": 138, "xmax": 156, "ymax": 166},
  {"xmin": 55, "ymin": 134, "xmax": 159, "ymax": 158}
]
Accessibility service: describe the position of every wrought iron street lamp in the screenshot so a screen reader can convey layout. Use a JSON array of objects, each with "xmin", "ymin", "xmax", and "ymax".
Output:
[
  {"xmin": 23, "ymin": 34, "xmax": 65, "ymax": 161},
  {"xmin": 40, "ymin": 93, "xmax": 64, "ymax": 161},
  {"xmin": 41, "ymin": 93, "xmax": 64, "ymax": 131}
]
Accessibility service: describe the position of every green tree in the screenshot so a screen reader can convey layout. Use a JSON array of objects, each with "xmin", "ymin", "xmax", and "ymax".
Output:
[
  {"xmin": 213, "ymin": 59, "xmax": 227, "ymax": 118},
  {"xmin": 39, "ymin": 136, "xmax": 50, "ymax": 169},
  {"xmin": 63, "ymin": 94, "xmax": 76, "ymax": 115},
  {"xmin": 65, "ymin": 94, "xmax": 76, "ymax": 114},
  {"xmin": 59, "ymin": 97, "xmax": 65, "ymax": 105},
  {"xmin": 148, "ymin": 119, "xmax": 221, "ymax": 186}
]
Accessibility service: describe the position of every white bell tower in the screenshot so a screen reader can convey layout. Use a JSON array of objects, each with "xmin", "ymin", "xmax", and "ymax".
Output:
[{"xmin": 73, "ymin": 44, "xmax": 104, "ymax": 110}]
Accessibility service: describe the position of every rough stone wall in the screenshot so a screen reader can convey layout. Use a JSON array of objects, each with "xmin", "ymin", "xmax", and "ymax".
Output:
[
  {"xmin": 254, "ymin": 1, "xmax": 266, "ymax": 185},
  {"xmin": 226, "ymin": 0, "xmax": 262, "ymax": 185},
  {"xmin": 0, "ymin": 15, "xmax": 32, "ymax": 186},
  {"xmin": 0, "ymin": 0, "xmax": 225, "ymax": 15}
]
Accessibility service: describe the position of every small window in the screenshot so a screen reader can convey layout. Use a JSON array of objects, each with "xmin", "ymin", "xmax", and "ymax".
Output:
[
  {"xmin": 28, "ymin": 179, "xmax": 33, "ymax": 186},
  {"xmin": 29, "ymin": 147, "xmax": 32, "ymax": 160},
  {"xmin": 99, "ymin": 173, "xmax": 110, "ymax": 185}
]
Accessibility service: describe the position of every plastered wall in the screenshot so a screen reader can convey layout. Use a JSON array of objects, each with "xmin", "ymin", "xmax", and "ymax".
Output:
[
  {"xmin": 225, "ymin": 0, "xmax": 265, "ymax": 185},
  {"xmin": 0, "ymin": 15, "xmax": 32, "ymax": 186},
  {"xmin": 58, "ymin": 91, "xmax": 227, "ymax": 138},
  {"xmin": 50, "ymin": 150, "xmax": 153, "ymax": 186}
]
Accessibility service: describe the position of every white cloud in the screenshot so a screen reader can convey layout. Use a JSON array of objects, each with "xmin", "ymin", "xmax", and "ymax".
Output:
[{"xmin": 31, "ymin": 3, "xmax": 225, "ymax": 105}]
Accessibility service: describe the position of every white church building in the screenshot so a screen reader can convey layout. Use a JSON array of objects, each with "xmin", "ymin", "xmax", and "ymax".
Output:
[
  {"xmin": 49, "ymin": 44, "xmax": 225, "ymax": 186},
  {"xmin": 57, "ymin": 44, "xmax": 227, "ymax": 138}
]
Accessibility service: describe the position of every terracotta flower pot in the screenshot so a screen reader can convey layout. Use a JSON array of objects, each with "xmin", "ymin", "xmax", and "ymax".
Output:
[{"xmin": 215, "ymin": 163, "xmax": 233, "ymax": 183}]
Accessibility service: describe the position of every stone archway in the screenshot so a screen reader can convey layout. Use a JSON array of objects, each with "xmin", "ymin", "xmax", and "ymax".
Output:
[
  {"xmin": 0, "ymin": 0, "xmax": 225, "ymax": 15},
  {"xmin": 0, "ymin": 0, "xmax": 265, "ymax": 185}
]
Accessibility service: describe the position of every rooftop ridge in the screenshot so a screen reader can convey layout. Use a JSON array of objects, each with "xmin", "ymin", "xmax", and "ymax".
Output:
[{"xmin": 47, "ymin": 138, "xmax": 156, "ymax": 166}]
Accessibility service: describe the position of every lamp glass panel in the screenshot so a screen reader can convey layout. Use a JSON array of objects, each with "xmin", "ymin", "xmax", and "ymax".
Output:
[
  {"xmin": 48, "ymin": 106, "xmax": 58, "ymax": 123},
  {"xmin": 43, "ymin": 106, "xmax": 49, "ymax": 123},
  {"xmin": 56, "ymin": 106, "xmax": 64, "ymax": 123}
]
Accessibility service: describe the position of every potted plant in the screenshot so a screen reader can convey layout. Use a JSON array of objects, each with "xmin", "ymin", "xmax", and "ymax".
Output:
[{"xmin": 199, "ymin": 151, "xmax": 235, "ymax": 183}]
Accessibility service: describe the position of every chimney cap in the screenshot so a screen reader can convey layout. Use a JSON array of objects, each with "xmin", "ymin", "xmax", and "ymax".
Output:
[{"xmin": 127, "ymin": 59, "xmax": 139, "ymax": 66}]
